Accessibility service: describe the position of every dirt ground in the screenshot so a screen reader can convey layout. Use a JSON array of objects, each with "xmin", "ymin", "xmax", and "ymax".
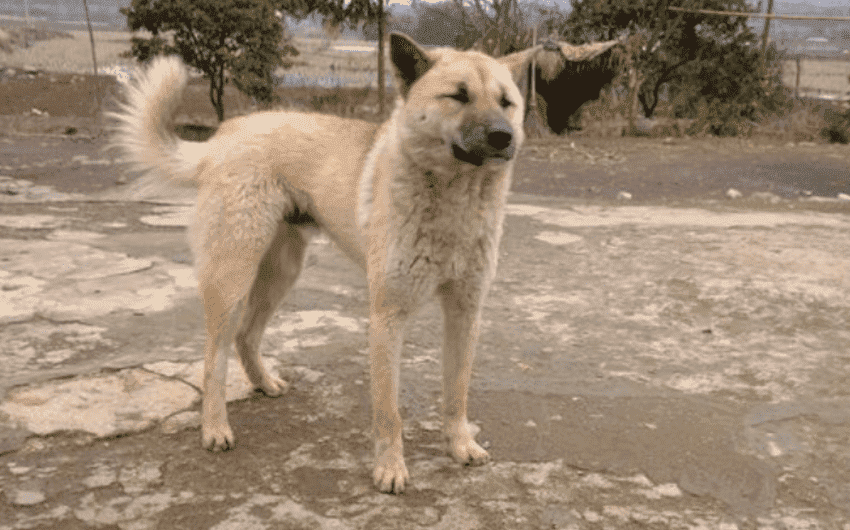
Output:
[{"xmin": 3, "ymin": 131, "xmax": 850, "ymax": 204}]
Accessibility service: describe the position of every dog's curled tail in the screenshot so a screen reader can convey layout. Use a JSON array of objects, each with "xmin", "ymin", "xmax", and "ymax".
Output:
[{"xmin": 109, "ymin": 56, "xmax": 206, "ymax": 185}]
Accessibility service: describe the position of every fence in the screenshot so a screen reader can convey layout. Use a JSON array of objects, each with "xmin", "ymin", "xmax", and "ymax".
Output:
[
  {"xmin": 782, "ymin": 55, "xmax": 850, "ymax": 102},
  {"xmin": 669, "ymin": 5, "xmax": 850, "ymax": 103}
]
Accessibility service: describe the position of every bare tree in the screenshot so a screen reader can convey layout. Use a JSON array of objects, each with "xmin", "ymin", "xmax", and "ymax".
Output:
[{"xmin": 451, "ymin": 0, "xmax": 531, "ymax": 56}]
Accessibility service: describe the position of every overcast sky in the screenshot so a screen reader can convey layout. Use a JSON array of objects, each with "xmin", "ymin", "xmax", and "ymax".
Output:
[
  {"xmin": 805, "ymin": 1, "xmax": 848, "ymax": 6},
  {"xmin": 385, "ymin": 0, "xmax": 848, "ymax": 8}
]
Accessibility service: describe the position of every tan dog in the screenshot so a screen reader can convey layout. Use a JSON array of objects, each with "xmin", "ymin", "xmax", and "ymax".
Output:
[{"xmin": 111, "ymin": 33, "xmax": 606, "ymax": 494}]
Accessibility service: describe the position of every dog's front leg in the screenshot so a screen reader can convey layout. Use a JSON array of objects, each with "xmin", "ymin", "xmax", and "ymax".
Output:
[
  {"xmin": 438, "ymin": 280, "xmax": 491, "ymax": 466},
  {"xmin": 369, "ymin": 289, "xmax": 411, "ymax": 494}
]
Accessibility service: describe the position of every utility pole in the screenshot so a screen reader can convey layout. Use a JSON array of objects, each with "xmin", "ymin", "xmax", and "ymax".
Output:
[
  {"xmin": 377, "ymin": 0, "xmax": 385, "ymax": 117},
  {"xmin": 23, "ymin": 0, "xmax": 31, "ymax": 47},
  {"xmin": 83, "ymin": 0, "xmax": 102, "ymax": 115},
  {"xmin": 761, "ymin": 0, "xmax": 774, "ymax": 55}
]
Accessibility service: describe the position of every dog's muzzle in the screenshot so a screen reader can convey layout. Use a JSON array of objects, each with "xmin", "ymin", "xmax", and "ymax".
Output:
[{"xmin": 451, "ymin": 118, "xmax": 515, "ymax": 167}]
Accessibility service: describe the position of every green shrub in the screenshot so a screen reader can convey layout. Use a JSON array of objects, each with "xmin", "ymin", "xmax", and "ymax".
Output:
[{"xmin": 820, "ymin": 106, "xmax": 850, "ymax": 144}]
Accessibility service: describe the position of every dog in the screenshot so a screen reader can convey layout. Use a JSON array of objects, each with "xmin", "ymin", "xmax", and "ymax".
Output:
[{"xmin": 111, "ymin": 32, "xmax": 606, "ymax": 494}]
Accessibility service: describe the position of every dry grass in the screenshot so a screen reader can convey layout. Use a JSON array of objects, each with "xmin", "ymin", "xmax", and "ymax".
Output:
[
  {"xmin": 0, "ymin": 29, "xmax": 135, "ymax": 74},
  {"xmin": 754, "ymin": 98, "xmax": 832, "ymax": 142},
  {"xmin": 0, "ymin": 27, "xmax": 380, "ymax": 86},
  {"xmin": 0, "ymin": 26, "xmax": 387, "ymax": 135},
  {"xmin": 173, "ymin": 79, "xmax": 392, "ymax": 126},
  {"xmin": 0, "ymin": 25, "xmax": 72, "ymax": 52},
  {"xmin": 0, "ymin": 67, "xmax": 392, "ymax": 140},
  {"xmin": 283, "ymin": 36, "xmax": 378, "ymax": 87},
  {"xmin": 573, "ymin": 101, "xmax": 850, "ymax": 144}
]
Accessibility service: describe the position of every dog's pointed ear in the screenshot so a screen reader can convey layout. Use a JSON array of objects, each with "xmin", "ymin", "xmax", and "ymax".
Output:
[
  {"xmin": 390, "ymin": 32, "xmax": 434, "ymax": 98},
  {"xmin": 499, "ymin": 38, "xmax": 622, "ymax": 87},
  {"xmin": 499, "ymin": 44, "xmax": 543, "ymax": 87}
]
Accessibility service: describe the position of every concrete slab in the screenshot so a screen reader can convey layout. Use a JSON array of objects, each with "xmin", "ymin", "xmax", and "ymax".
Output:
[
  {"xmin": 0, "ymin": 236, "xmax": 196, "ymax": 324},
  {"xmin": 0, "ymin": 369, "xmax": 198, "ymax": 437},
  {"xmin": 0, "ymin": 179, "xmax": 86, "ymax": 202}
]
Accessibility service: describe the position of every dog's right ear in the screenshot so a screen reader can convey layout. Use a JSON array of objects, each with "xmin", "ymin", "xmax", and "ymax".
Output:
[
  {"xmin": 499, "ymin": 46, "xmax": 540, "ymax": 88},
  {"xmin": 389, "ymin": 32, "xmax": 433, "ymax": 98}
]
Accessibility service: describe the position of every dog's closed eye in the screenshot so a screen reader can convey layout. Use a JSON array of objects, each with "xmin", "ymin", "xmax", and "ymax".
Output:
[{"xmin": 445, "ymin": 86, "xmax": 470, "ymax": 104}]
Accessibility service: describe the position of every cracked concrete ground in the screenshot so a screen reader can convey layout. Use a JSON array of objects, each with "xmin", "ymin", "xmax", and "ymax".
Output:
[{"xmin": 1, "ymin": 172, "xmax": 850, "ymax": 529}]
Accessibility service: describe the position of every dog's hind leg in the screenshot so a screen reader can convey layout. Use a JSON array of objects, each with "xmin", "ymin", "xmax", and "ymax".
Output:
[
  {"xmin": 194, "ymin": 184, "xmax": 295, "ymax": 452},
  {"xmin": 198, "ymin": 252, "xmax": 260, "ymax": 452},
  {"xmin": 438, "ymin": 280, "xmax": 491, "ymax": 466},
  {"xmin": 235, "ymin": 222, "xmax": 309, "ymax": 397}
]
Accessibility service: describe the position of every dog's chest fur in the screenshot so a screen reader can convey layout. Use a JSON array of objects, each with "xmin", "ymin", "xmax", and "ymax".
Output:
[
  {"xmin": 389, "ymin": 164, "xmax": 509, "ymax": 284},
  {"xmin": 358, "ymin": 107, "xmax": 515, "ymax": 296}
]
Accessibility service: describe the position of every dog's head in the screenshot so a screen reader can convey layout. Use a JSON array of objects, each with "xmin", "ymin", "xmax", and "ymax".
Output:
[{"xmin": 389, "ymin": 33, "xmax": 527, "ymax": 171}]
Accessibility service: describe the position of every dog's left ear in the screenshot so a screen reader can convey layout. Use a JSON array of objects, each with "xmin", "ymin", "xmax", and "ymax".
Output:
[
  {"xmin": 499, "ymin": 39, "xmax": 622, "ymax": 90},
  {"xmin": 389, "ymin": 32, "xmax": 434, "ymax": 98}
]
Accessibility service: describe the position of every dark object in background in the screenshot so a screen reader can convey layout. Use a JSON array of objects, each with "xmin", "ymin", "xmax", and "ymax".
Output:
[
  {"xmin": 820, "ymin": 106, "xmax": 850, "ymax": 144},
  {"xmin": 526, "ymin": 40, "xmax": 621, "ymax": 135}
]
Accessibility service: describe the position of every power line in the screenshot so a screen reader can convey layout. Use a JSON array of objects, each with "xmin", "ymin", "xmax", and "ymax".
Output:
[{"xmin": 668, "ymin": 6, "xmax": 850, "ymax": 22}]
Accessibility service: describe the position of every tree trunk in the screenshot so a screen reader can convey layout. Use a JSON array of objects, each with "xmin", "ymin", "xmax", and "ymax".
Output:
[
  {"xmin": 622, "ymin": 35, "xmax": 646, "ymax": 136},
  {"xmin": 627, "ymin": 66, "xmax": 638, "ymax": 134},
  {"xmin": 210, "ymin": 66, "xmax": 225, "ymax": 122},
  {"xmin": 82, "ymin": 0, "xmax": 101, "ymax": 115}
]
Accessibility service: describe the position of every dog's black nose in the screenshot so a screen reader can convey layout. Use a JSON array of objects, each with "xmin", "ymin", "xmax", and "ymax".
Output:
[{"xmin": 487, "ymin": 130, "xmax": 512, "ymax": 150}]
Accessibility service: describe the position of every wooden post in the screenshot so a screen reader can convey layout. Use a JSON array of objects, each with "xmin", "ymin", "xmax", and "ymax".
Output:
[
  {"xmin": 628, "ymin": 63, "xmax": 639, "ymax": 134},
  {"xmin": 23, "ymin": 0, "xmax": 31, "ymax": 48},
  {"xmin": 761, "ymin": 0, "xmax": 774, "ymax": 55},
  {"xmin": 83, "ymin": 0, "xmax": 102, "ymax": 116},
  {"xmin": 530, "ymin": 25, "xmax": 536, "ymax": 109},
  {"xmin": 794, "ymin": 56, "xmax": 801, "ymax": 98},
  {"xmin": 762, "ymin": 0, "xmax": 774, "ymax": 69},
  {"xmin": 625, "ymin": 38, "xmax": 641, "ymax": 136},
  {"xmin": 377, "ymin": 0, "xmax": 385, "ymax": 117}
]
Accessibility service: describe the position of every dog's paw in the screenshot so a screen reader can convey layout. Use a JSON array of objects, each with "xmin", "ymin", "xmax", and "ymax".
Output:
[
  {"xmin": 202, "ymin": 423, "xmax": 235, "ymax": 452},
  {"xmin": 256, "ymin": 374, "xmax": 288, "ymax": 397},
  {"xmin": 373, "ymin": 449, "xmax": 410, "ymax": 494},
  {"xmin": 449, "ymin": 437, "xmax": 490, "ymax": 466}
]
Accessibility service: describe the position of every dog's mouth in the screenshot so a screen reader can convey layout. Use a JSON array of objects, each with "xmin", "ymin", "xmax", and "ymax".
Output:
[
  {"xmin": 451, "ymin": 143, "xmax": 512, "ymax": 167},
  {"xmin": 451, "ymin": 143, "xmax": 484, "ymax": 166}
]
